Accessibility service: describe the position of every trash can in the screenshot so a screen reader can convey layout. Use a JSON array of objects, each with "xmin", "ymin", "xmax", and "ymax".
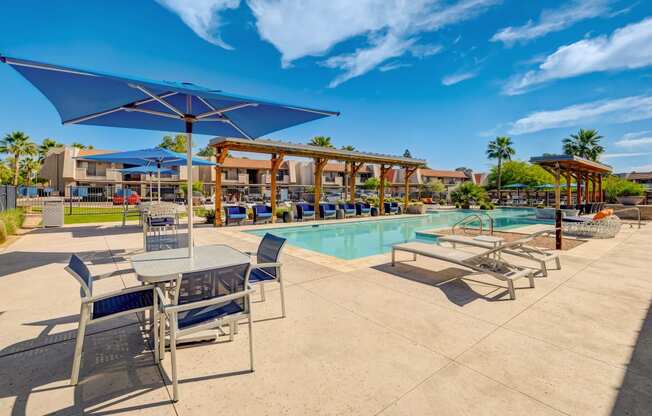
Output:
[{"xmin": 43, "ymin": 198, "xmax": 64, "ymax": 227}]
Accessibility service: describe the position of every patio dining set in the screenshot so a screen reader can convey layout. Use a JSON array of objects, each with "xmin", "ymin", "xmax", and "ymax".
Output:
[{"xmin": 64, "ymin": 202, "xmax": 289, "ymax": 402}]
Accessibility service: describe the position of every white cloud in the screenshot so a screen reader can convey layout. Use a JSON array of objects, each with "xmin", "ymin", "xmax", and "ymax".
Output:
[
  {"xmin": 615, "ymin": 131, "xmax": 652, "ymax": 147},
  {"xmin": 508, "ymin": 94, "xmax": 652, "ymax": 135},
  {"xmin": 504, "ymin": 17, "xmax": 652, "ymax": 95},
  {"xmin": 491, "ymin": 0, "xmax": 611, "ymax": 45},
  {"xmin": 441, "ymin": 71, "xmax": 478, "ymax": 86},
  {"xmin": 156, "ymin": 0, "xmax": 241, "ymax": 49},
  {"xmin": 249, "ymin": 0, "xmax": 499, "ymax": 86},
  {"xmin": 379, "ymin": 62, "xmax": 412, "ymax": 72},
  {"xmin": 601, "ymin": 152, "xmax": 652, "ymax": 159}
]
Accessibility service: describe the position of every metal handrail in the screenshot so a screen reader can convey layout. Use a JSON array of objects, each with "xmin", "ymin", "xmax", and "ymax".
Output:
[
  {"xmin": 452, "ymin": 214, "xmax": 483, "ymax": 235},
  {"xmin": 613, "ymin": 206, "xmax": 642, "ymax": 229},
  {"xmin": 478, "ymin": 212, "xmax": 494, "ymax": 235}
]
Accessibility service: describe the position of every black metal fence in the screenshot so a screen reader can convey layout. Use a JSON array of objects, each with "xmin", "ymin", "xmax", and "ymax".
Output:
[{"xmin": 0, "ymin": 185, "xmax": 17, "ymax": 212}]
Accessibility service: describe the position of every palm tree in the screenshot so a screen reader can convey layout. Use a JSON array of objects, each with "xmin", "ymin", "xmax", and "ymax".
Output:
[
  {"xmin": 562, "ymin": 129, "xmax": 604, "ymax": 161},
  {"xmin": 20, "ymin": 157, "xmax": 41, "ymax": 186},
  {"xmin": 0, "ymin": 131, "xmax": 38, "ymax": 185},
  {"xmin": 486, "ymin": 136, "xmax": 515, "ymax": 203},
  {"xmin": 39, "ymin": 138, "xmax": 62, "ymax": 162},
  {"xmin": 340, "ymin": 145, "xmax": 355, "ymax": 151},
  {"xmin": 308, "ymin": 136, "xmax": 333, "ymax": 148},
  {"xmin": 71, "ymin": 142, "xmax": 95, "ymax": 150}
]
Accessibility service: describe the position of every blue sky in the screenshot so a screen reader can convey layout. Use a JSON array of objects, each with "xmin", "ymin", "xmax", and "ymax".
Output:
[{"xmin": 1, "ymin": 0, "xmax": 652, "ymax": 173}]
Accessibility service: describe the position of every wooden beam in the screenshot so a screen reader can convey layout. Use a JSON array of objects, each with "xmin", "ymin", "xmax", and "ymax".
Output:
[
  {"xmin": 349, "ymin": 162, "xmax": 364, "ymax": 203},
  {"xmin": 585, "ymin": 174, "xmax": 590, "ymax": 203},
  {"xmin": 379, "ymin": 164, "xmax": 390, "ymax": 215},
  {"xmin": 314, "ymin": 158, "xmax": 327, "ymax": 212},
  {"xmin": 565, "ymin": 170, "xmax": 572, "ymax": 206},
  {"xmin": 270, "ymin": 153, "xmax": 284, "ymax": 224},
  {"xmin": 576, "ymin": 170, "xmax": 582, "ymax": 207},
  {"xmin": 591, "ymin": 174, "xmax": 597, "ymax": 202},
  {"xmin": 598, "ymin": 175, "xmax": 603, "ymax": 202},
  {"xmin": 555, "ymin": 164, "xmax": 562, "ymax": 250},
  {"xmin": 213, "ymin": 148, "xmax": 229, "ymax": 226},
  {"xmin": 404, "ymin": 167, "xmax": 417, "ymax": 212}
]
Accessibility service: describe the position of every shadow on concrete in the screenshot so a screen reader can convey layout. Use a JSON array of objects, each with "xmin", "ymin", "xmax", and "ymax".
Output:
[
  {"xmin": 0, "ymin": 250, "xmax": 129, "ymax": 277},
  {"xmin": 29, "ymin": 224, "xmax": 143, "ymax": 239},
  {"xmin": 373, "ymin": 262, "xmax": 513, "ymax": 305},
  {"xmin": 610, "ymin": 299, "xmax": 652, "ymax": 415},
  {"xmin": 0, "ymin": 320, "xmax": 171, "ymax": 415}
]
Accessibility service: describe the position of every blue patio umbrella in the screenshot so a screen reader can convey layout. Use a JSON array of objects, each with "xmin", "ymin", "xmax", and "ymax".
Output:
[
  {"xmin": 503, "ymin": 183, "xmax": 529, "ymax": 201},
  {"xmin": 119, "ymin": 165, "xmax": 176, "ymax": 201},
  {"xmin": 84, "ymin": 147, "xmax": 215, "ymax": 202},
  {"xmin": 2, "ymin": 55, "xmax": 339, "ymax": 256}
]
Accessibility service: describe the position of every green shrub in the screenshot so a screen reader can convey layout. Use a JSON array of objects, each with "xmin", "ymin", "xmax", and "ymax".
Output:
[
  {"xmin": 0, "ymin": 209, "xmax": 24, "ymax": 235},
  {"xmin": 479, "ymin": 202, "xmax": 495, "ymax": 210},
  {"xmin": 275, "ymin": 207, "xmax": 289, "ymax": 218},
  {"xmin": 450, "ymin": 182, "xmax": 488, "ymax": 209},
  {"xmin": 0, "ymin": 219, "xmax": 6, "ymax": 243},
  {"xmin": 603, "ymin": 176, "xmax": 646, "ymax": 202},
  {"xmin": 438, "ymin": 199, "xmax": 446, "ymax": 205},
  {"xmin": 202, "ymin": 209, "xmax": 215, "ymax": 224},
  {"xmin": 364, "ymin": 195, "xmax": 379, "ymax": 207}
]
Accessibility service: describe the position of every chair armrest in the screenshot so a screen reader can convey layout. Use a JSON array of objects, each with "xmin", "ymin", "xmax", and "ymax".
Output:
[
  {"xmin": 252, "ymin": 262, "xmax": 282, "ymax": 269},
  {"xmin": 84, "ymin": 284, "xmax": 154, "ymax": 304},
  {"xmin": 162, "ymin": 288, "xmax": 256, "ymax": 314}
]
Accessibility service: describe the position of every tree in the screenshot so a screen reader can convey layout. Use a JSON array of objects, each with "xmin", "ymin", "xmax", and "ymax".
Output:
[
  {"xmin": 0, "ymin": 131, "xmax": 38, "ymax": 185},
  {"xmin": 308, "ymin": 136, "xmax": 333, "ymax": 148},
  {"xmin": 562, "ymin": 128, "xmax": 604, "ymax": 161},
  {"xmin": 0, "ymin": 161, "xmax": 12, "ymax": 184},
  {"xmin": 159, "ymin": 134, "xmax": 188, "ymax": 153},
  {"xmin": 450, "ymin": 182, "xmax": 488, "ymax": 209},
  {"xmin": 71, "ymin": 142, "xmax": 94, "ymax": 149},
  {"xmin": 20, "ymin": 157, "xmax": 41, "ymax": 186},
  {"xmin": 486, "ymin": 136, "xmax": 515, "ymax": 202},
  {"xmin": 38, "ymin": 138, "xmax": 62, "ymax": 162},
  {"xmin": 486, "ymin": 160, "xmax": 553, "ymax": 188},
  {"xmin": 403, "ymin": 149, "xmax": 412, "ymax": 158},
  {"xmin": 197, "ymin": 145, "xmax": 216, "ymax": 159},
  {"xmin": 340, "ymin": 145, "xmax": 355, "ymax": 151},
  {"xmin": 455, "ymin": 166, "xmax": 473, "ymax": 178},
  {"xmin": 420, "ymin": 179, "xmax": 445, "ymax": 196}
]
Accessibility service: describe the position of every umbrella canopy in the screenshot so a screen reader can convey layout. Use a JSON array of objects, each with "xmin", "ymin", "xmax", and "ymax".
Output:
[
  {"xmin": 83, "ymin": 147, "xmax": 215, "ymax": 167},
  {"xmin": 503, "ymin": 183, "xmax": 528, "ymax": 189},
  {"xmin": 2, "ymin": 55, "xmax": 339, "ymax": 257},
  {"xmin": 535, "ymin": 184, "xmax": 555, "ymax": 189},
  {"xmin": 119, "ymin": 165, "xmax": 176, "ymax": 175}
]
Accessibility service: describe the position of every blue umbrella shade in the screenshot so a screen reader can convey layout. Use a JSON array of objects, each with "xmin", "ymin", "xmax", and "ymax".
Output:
[
  {"xmin": 0, "ymin": 55, "xmax": 339, "ymax": 138},
  {"xmin": 119, "ymin": 165, "xmax": 176, "ymax": 175},
  {"xmin": 503, "ymin": 183, "xmax": 529, "ymax": 189},
  {"xmin": 82, "ymin": 147, "xmax": 215, "ymax": 167}
]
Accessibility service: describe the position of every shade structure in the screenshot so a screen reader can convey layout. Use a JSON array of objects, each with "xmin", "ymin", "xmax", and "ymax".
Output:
[
  {"xmin": 119, "ymin": 165, "xmax": 175, "ymax": 201},
  {"xmin": 503, "ymin": 183, "xmax": 528, "ymax": 189},
  {"xmin": 2, "ymin": 55, "xmax": 339, "ymax": 257}
]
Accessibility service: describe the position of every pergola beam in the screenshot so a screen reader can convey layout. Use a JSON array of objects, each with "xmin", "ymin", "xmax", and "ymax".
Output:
[
  {"xmin": 270, "ymin": 153, "xmax": 284, "ymax": 224},
  {"xmin": 314, "ymin": 158, "xmax": 328, "ymax": 214},
  {"xmin": 404, "ymin": 167, "xmax": 418, "ymax": 212},
  {"xmin": 349, "ymin": 162, "xmax": 364, "ymax": 203},
  {"xmin": 379, "ymin": 164, "xmax": 391, "ymax": 215},
  {"xmin": 213, "ymin": 147, "xmax": 229, "ymax": 226}
]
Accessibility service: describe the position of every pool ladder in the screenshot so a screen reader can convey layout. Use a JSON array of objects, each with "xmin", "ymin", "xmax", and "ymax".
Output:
[{"xmin": 452, "ymin": 213, "xmax": 494, "ymax": 236}]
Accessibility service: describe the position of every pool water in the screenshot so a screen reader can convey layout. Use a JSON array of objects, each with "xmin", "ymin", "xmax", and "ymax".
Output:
[{"xmin": 246, "ymin": 208, "xmax": 550, "ymax": 260}]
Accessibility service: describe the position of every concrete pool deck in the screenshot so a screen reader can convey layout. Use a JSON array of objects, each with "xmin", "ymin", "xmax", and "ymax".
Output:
[{"xmin": 0, "ymin": 220, "xmax": 651, "ymax": 415}]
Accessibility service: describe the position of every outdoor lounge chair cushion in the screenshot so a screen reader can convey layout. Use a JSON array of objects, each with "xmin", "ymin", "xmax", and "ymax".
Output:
[
  {"xmin": 592, "ymin": 209, "xmax": 613, "ymax": 221},
  {"xmin": 177, "ymin": 301, "xmax": 244, "ymax": 329},
  {"xmin": 297, "ymin": 204, "xmax": 315, "ymax": 218},
  {"xmin": 92, "ymin": 290, "xmax": 153, "ymax": 320}
]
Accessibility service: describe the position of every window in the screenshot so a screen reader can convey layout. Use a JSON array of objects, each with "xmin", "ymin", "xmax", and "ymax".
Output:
[
  {"xmin": 324, "ymin": 172, "xmax": 337, "ymax": 183},
  {"xmin": 225, "ymin": 169, "xmax": 238, "ymax": 180},
  {"xmin": 276, "ymin": 170, "xmax": 287, "ymax": 181}
]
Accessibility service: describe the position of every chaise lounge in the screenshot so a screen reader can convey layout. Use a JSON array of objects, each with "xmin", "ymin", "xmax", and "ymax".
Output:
[
  {"xmin": 391, "ymin": 241, "xmax": 535, "ymax": 300},
  {"xmin": 319, "ymin": 203, "xmax": 337, "ymax": 220},
  {"xmin": 338, "ymin": 202, "xmax": 356, "ymax": 218},
  {"xmin": 295, "ymin": 202, "xmax": 315, "ymax": 221}
]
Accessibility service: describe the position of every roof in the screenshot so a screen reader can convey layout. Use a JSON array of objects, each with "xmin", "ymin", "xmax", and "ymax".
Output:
[
  {"xmin": 626, "ymin": 171, "xmax": 652, "ymax": 180},
  {"xmin": 473, "ymin": 173, "xmax": 485, "ymax": 184},
  {"xmin": 530, "ymin": 154, "xmax": 612, "ymax": 174},
  {"xmin": 420, "ymin": 168, "xmax": 467, "ymax": 179},
  {"xmin": 210, "ymin": 137, "xmax": 425, "ymax": 167},
  {"xmin": 221, "ymin": 157, "xmax": 290, "ymax": 170},
  {"xmin": 78, "ymin": 148, "xmax": 114, "ymax": 156}
]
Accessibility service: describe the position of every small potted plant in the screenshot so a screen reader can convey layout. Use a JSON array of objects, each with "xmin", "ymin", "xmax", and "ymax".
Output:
[{"xmin": 616, "ymin": 182, "xmax": 646, "ymax": 205}]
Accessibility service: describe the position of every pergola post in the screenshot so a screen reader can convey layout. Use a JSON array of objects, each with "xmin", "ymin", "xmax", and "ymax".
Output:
[
  {"xmin": 350, "ymin": 162, "xmax": 363, "ymax": 203},
  {"xmin": 270, "ymin": 153, "xmax": 284, "ymax": 224},
  {"xmin": 565, "ymin": 171, "xmax": 572, "ymax": 206},
  {"xmin": 404, "ymin": 167, "xmax": 417, "ymax": 212},
  {"xmin": 576, "ymin": 170, "xmax": 582, "ymax": 207},
  {"xmin": 379, "ymin": 164, "xmax": 390, "ymax": 215},
  {"xmin": 598, "ymin": 175, "xmax": 603, "ymax": 202},
  {"xmin": 314, "ymin": 158, "xmax": 327, "ymax": 210},
  {"xmin": 554, "ymin": 164, "xmax": 562, "ymax": 250},
  {"xmin": 213, "ymin": 148, "xmax": 229, "ymax": 226},
  {"xmin": 584, "ymin": 174, "xmax": 590, "ymax": 203},
  {"xmin": 591, "ymin": 174, "xmax": 597, "ymax": 202}
]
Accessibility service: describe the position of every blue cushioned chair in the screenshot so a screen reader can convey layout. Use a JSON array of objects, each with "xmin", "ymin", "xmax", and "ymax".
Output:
[
  {"xmin": 247, "ymin": 233, "xmax": 287, "ymax": 317},
  {"xmin": 252, "ymin": 204, "xmax": 273, "ymax": 224},
  {"xmin": 156, "ymin": 263, "xmax": 255, "ymax": 401},
  {"xmin": 356, "ymin": 202, "xmax": 371, "ymax": 216},
  {"xmin": 338, "ymin": 202, "xmax": 356, "ymax": 218},
  {"xmin": 295, "ymin": 202, "xmax": 315, "ymax": 221},
  {"xmin": 384, "ymin": 201, "xmax": 399, "ymax": 215},
  {"xmin": 65, "ymin": 255, "xmax": 155, "ymax": 386},
  {"xmin": 319, "ymin": 203, "xmax": 337, "ymax": 219},
  {"xmin": 224, "ymin": 205, "xmax": 247, "ymax": 225}
]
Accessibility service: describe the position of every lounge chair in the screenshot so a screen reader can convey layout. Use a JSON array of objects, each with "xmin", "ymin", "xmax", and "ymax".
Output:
[
  {"xmin": 252, "ymin": 204, "xmax": 273, "ymax": 224},
  {"xmin": 563, "ymin": 215, "xmax": 621, "ymax": 238},
  {"xmin": 356, "ymin": 202, "xmax": 371, "ymax": 216},
  {"xmin": 319, "ymin": 203, "xmax": 337, "ymax": 219},
  {"xmin": 338, "ymin": 202, "xmax": 356, "ymax": 218},
  {"xmin": 391, "ymin": 241, "xmax": 534, "ymax": 300},
  {"xmin": 246, "ymin": 233, "xmax": 287, "ymax": 317},
  {"xmin": 155, "ymin": 263, "xmax": 255, "ymax": 402},
  {"xmin": 438, "ymin": 229, "xmax": 561, "ymax": 277},
  {"xmin": 384, "ymin": 201, "xmax": 399, "ymax": 215},
  {"xmin": 65, "ymin": 255, "xmax": 155, "ymax": 385},
  {"xmin": 295, "ymin": 202, "xmax": 315, "ymax": 221},
  {"xmin": 224, "ymin": 205, "xmax": 247, "ymax": 225}
]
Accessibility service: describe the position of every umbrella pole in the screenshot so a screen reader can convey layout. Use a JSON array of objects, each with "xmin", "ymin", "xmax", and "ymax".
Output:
[
  {"xmin": 186, "ymin": 119, "xmax": 194, "ymax": 258},
  {"xmin": 157, "ymin": 164, "xmax": 161, "ymax": 202}
]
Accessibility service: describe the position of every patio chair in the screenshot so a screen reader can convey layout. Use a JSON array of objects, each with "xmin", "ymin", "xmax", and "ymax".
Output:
[
  {"xmin": 356, "ymin": 202, "xmax": 371, "ymax": 216},
  {"xmin": 391, "ymin": 241, "xmax": 534, "ymax": 300},
  {"xmin": 319, "ymin": 203, "xmax": 337, "ymax": 219},
  {"xmin": 383, "ymin": 201, "xmax": 399, "ymax": 215},
  {"xmin": 563, "ymin": 215, "xmax": 621, "ymax": 239},
  {"xmin": 65, "ymin": 255, "xmax": 155, "ymax": 385},
  {"xmin": 224, "ymin": 205, "xmax": 248, "ymax": 226},
  {"xmin": 252, "ymin": 204, "xmax": 274, "ymax": 224},
  {"xmin": 246, "ymin": 233, "xmax": 288, "ymax": 317},
  {"xmin": 438, "ymin": 229, "xmax": 561, "ymax": 277},
  {"xmin": 155, "ymin": 263, "xmax": 255, "ymax": 402},
  {"xmin": 338, "ymin": 202, "xmax": 356, "ymax": 218},
  {"xmin": 295, "ymin": 202, "xmax": 316, "ymax": 221}
]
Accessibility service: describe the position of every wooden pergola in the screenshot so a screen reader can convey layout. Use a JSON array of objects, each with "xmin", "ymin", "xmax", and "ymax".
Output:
[
  {"xmin": 530, "ymin": 154, "xmax": 612, "ymax": 249},
  {"xmin": 209, "ymin": 137, "xmax": 425, "ymax": 226}
]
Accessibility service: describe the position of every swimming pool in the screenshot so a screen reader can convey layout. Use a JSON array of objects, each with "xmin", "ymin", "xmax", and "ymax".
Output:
[{"xmin": 246, "ymin": 208, "xmax": 550, "ymax": 260}]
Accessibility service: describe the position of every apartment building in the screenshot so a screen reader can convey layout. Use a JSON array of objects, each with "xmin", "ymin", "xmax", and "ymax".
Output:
[
  {"xmin": 389, "ymin": 168, "xmax": 469, "ymax": 189},
  {"xmin": 296, "ymin": 162, "xmax": 378, "ymax": 187}
]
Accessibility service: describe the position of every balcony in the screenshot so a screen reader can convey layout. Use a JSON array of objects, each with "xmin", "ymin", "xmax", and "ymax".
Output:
[{"xmin": 75, "ymin": 168, "xmax": 122, "ymax": 181}]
